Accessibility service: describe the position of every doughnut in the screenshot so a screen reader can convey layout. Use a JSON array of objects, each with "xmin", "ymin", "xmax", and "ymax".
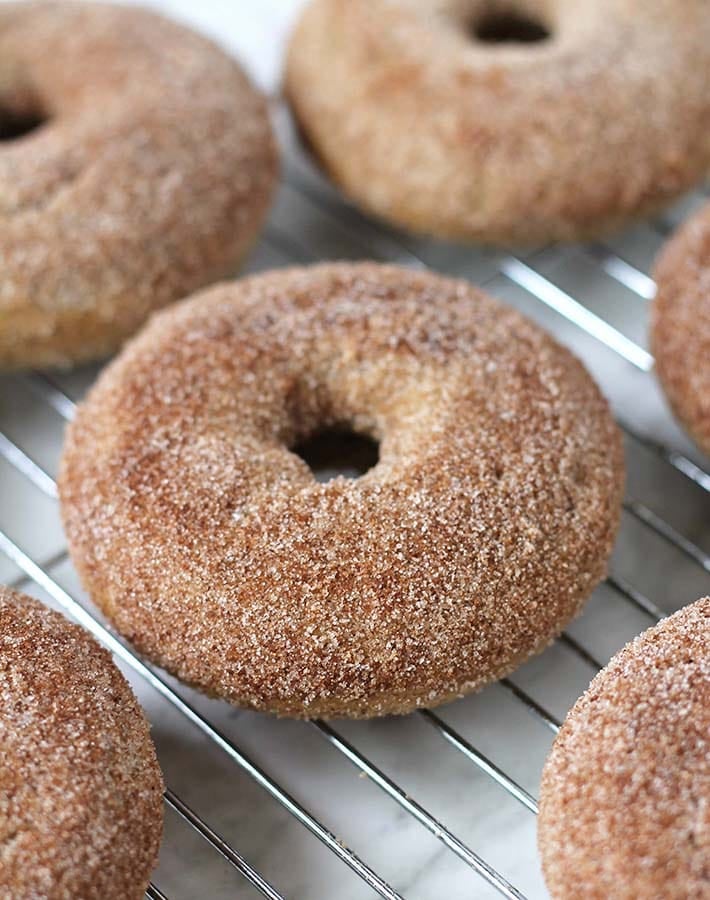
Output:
[
  {"xmin": 0, "ymin": 2, "xmax": 277, "ymax": 370},
  {"xmin": 59, "ymin": 262, "xmax": 624, "ymax": 718},
  {"xmin": 538, "ymin": 598, "xmax": 710, "ymax": 900},
  {"xmin": 652, "ymin": 203, "xmax": 710, "ymax": 457},
  {"xmin": 285, "ymin": 0, "xmax": 710, "ymax": 245},
  {"xmin": 0, "ymin": 586, "xmax": 164, "ymax": 899}
]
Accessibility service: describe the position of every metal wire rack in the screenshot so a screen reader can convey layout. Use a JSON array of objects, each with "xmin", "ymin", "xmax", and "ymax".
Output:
[{"xmin": 1, "ymin": 106, "xmax": 709, "ymax": 899}]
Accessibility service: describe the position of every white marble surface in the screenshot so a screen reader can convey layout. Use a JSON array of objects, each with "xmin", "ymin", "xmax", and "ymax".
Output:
[{"xmin": 1, "ymin": 3, "xmax": 710, "ymax": 898}]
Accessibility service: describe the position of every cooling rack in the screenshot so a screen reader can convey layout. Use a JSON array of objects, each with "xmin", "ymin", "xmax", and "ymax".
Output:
[{"xmin": 1, "ymin": 105, "xmax": 709, "ymax": 900}]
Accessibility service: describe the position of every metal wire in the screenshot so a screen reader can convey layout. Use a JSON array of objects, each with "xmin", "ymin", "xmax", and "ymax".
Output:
[
  {"xmin": 0, "ymin": 432, "xmax": 57, "ymax": 498},
  {"xmin": 624, "ymin": 498, "xmax": 710, "ymax": 574},
  {"xmin": 607, "ymin": 573, "xmax": 664, "ymax": 622},
  {"xmin": 584, "ymin": 244, "xmax": 656, "ymax": 300},
  {"xmin": 499, "ymin": 680, "xmax": 561, "ymax": 734},
  {"xmin": 1, "ymin": 129, "xmax": 708, "ymax": 899},
  {"xmin": 312, "ymin": 721, "xmax": 527, "ymax": 900},
  {"xmin": 417, "ymin": 710, "xmax": 539, "ymax": 814},
  {"xmin": 618, "ymin": 421, "xmax": 710, "ymax": 494},
  {"xmin": 163, "ymin": 789, "xmax": 286, "ymax": 900},
  {"xmin": 498, "ymin": 257, "xmax": 655, "ymax": 372},
  {"xmin": 557, "ymin": 634, "xmax": 604, "ymax": 673}
]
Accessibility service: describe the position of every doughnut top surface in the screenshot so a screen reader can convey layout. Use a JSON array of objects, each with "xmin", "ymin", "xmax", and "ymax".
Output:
[
  {"xmin": 60, "ymin": 262, "xmax": 624, "ymax": 718},
  {"xmin": 539, "ymin": 598, "xmax": 710, "ymax": 900},
  {"xmin": 0, "ymin": 587, "xmax": 164, "ymax": 899},
  {"xmin": 0, "ymin": 1, "xmax": 277, "ymax": 369},
  {"xmin": 286, "ymin": 0, "xmax": 710, "ymax": 244},
  {"xmin": 652, "ymin": 202, "xmax": 710, "ymax": 458}
]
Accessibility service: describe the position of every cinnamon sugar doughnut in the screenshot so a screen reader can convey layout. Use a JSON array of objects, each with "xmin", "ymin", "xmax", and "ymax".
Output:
[
  {"xmin": 652, "ymin": 204, "xmax": 710, "ymax": 457},
  {"xmin": 285, "ymin": 0, "xmax": 710, "ymax": 245},
  {"xmin": 538, "ymin": 598, "xmax": 710, "ymax": 899},
  {"xmin": 59, "ymin": 262, "xmax": 624, "ymax": 718},
  {"xmin": 0, "ymin": 2, "xmax": 277, "ymax": 370},
  {"xmin": 0, "ymin": 587, "xmax": 164, "ymax": 899}
]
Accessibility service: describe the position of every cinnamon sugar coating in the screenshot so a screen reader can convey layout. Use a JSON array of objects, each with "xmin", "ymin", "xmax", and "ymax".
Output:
[
  {"xmin": 538, "ymin": 598, "xmax": 710, "ymax": 900},
  {"xmin": 652, "ymin": 204, "xmax": 710, "ymax": 457},
  {"xmin": 0, "ymin": 587, "xmax": 164, "ymax": 899},
  {"xmin": 285, "ymin": 0, "xmax": 710, "ymax": 245},
  {"xmin": 0, "ymin": 2, "xmax": 277, "ymax": 369},
  {"xmin": 59, "ymin": 262, "xmax": 624, "ymax": 718}
]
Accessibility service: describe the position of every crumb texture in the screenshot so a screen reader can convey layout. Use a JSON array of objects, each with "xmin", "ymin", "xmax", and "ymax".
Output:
[
  {"xmin": 0, "ymin": 587, "xmax": 164, "ymax": 900},
  {"xmin": 652, "ymin": 203, "xmax": 710, "ymax": 457},
  {"xmin": 286, "ymin": 0, "xmax": 710, "ymax": 244},
  {"xmin": 0, "ymin": 1, "xmax": 277, "ymax": 369},
  {"xmin": 539, "ymin": 597, "xmax": 710, "ymax": 900},
  {"xmin": 59, "ymin": 262, "xmax": 624, "ymax": 718}
]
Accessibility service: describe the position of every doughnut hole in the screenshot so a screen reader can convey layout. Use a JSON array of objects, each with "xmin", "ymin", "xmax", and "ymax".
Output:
[
  {"xmin": 0, "ymin": 94, "xmax": 48, "ymax": 142},
  {"xmin": 471, "ymin": 4, "xmax": 551, "ymax": 44},
  {"xmin": 292, "ymin": 426, "xmax": 380, "ymax": 482}
]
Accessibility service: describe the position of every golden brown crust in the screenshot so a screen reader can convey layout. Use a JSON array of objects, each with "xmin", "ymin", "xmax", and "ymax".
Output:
[
  {"xmin": 0, "ymin": 1, "xmax": 277, "ymax": 370},
  {"xmin": 0, "ymin": 587, "xmax": 164, "ymax": 900},
  {"xmin": 538, "ymin": 598, "xmax": 710, "ymax": 900},
  {"xmin": 651, "ymin": 204, "xmax": 710, "ymax": 457},
  {"xmin": 59, "ymin": 262, "xmax": 624, "ymax": 718},
  {"xmin": 285, "ymin": 0, "xmax": 710, "ymax": 245}
]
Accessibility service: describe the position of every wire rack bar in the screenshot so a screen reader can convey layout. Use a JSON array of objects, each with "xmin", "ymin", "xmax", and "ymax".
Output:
[
  {"xmin": 0, "ymin": 432, "xmax": 57, "ymax": 498},
  {"xmin": 417, "ymin": 710, "xmax": 539, "ymax": 814},
  {"xmin": 607, "ymin": 573, "xmax": 664, "ymax": 623},
  {"xmin": 584, "ymin": 245, "xmax": 656, "ymax": 300},
  {"xmin": 618, "ymin": 421, "xmax": 710, "ymax": 494},
  {"xmin": 498, "ymin": 680, "xmax": 561, "ymax": 734},
  {"xmin": 164, "ymin": 789, "xmax": 285, "ymax": 900},
  {"xmin": 311, "ymin": 720, "xmax": 527, "ymax": 900},
  {"xmin": 0, "ymin": 529, "xmax": 402, "ymax": 900},
  {"xmin": 498, "ymin": 258, "xmax": 654, "ymax": 371},
  {"xmin": 145, "ymin": 884, "xmax": 169, "ymax": 900},
  {"xmin": 557, "ymin": 634, "xmax": 604, "ymax": 672},
  {"xmin": 9, "ymin": 548, "xmax": 68, "ymax": 589},
  {"xmin": 624, "ymin": 499, "xmax": 710, "ymax": 574},
  {"xmin": 25, "ymin": 373, "xmax": 77, "ymax": 420}
]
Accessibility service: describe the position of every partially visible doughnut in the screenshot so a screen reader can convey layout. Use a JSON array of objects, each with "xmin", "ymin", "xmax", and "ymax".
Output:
[
  {"xmin": 0, "ymin": 2, "xmax": 277, "ymax": 369},
  {"xmin": 652, "ymin": 204, "xmax": 710, "ymax": 457},
  {"xmin": 0, "ymin": 587, "xmax": 164, "ymax": 899},
  {"xmin": 538, "ymin": 598, "xmax": 710, "ymax": 900},
  {"xmin": 59, "ymin": 262, "xmax": 624, "ymax": 718},
  {"xmin": 285, "ymin": 0, "xmax": 710, "ymax": 244}
]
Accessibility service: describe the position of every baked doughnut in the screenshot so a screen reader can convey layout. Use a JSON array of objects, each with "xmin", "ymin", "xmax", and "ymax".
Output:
[
  {"xmin": 0, "ymin": 587, "xmax": 164, "ymax": 899},
  {"xmin": 59, "ymin": 262, "xmax": 624, "ymax": 718},
  {"xmin": 538, "ymin": 597, "xmax": 710, "ymax": 899},
  {"xmin": 652, "ymin": 204, "xmax": 710, "ymax": 457},
  {"xmin": 0, "ymin": 2, "xmax": 277, "ymax": 370},
  {"xmin": 285, "ymin": 0, "xmax": 710, "ymax": 245}
]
